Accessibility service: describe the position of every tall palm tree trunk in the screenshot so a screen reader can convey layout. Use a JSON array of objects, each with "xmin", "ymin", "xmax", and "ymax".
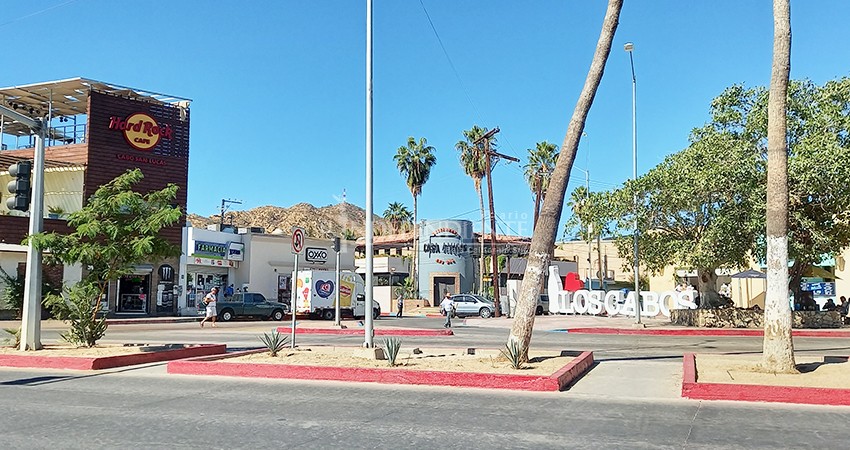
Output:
[
  {"xmin": 412, "ymin": 194, "xmax": 419, "ymax": 302},
  {"xmin": 508, "ymin": 0, "xmax": 622, "ymax": 361},
  {"xmin": 762, "ymin": 0, "xmax": 796, "ymax": 373},
  {"xmin": 477, "ymin": 182, "xmax": 486, "ymax": 295},
  {"xmin": 532, "ymin": 179, "xmax": 542, "ymax": 230}
]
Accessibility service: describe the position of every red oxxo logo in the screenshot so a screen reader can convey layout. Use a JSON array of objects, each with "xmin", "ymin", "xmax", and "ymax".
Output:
[{"xmin": 109, "ymin": 113, "xmax": 173, "ymax": 151}]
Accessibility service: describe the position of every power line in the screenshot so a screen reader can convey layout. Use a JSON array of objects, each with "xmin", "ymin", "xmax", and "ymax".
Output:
[
  {"xmin": 418, "ymin": 0, "xmax": 485, "ymax": 125},
  {"xmin": 0, "ymin": 0, "xmax": 81, "ymax": 29}
]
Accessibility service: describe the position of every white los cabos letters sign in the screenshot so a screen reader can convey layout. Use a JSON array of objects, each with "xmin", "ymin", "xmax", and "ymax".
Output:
[{"xmin": 546, "ymin": 266, "xmax": 697, "ymax": 317}]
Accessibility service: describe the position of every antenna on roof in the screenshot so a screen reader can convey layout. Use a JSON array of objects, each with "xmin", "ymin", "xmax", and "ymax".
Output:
[{"xmin": 341, "ymin": 189, "xmax": 346, "ymax": 204}]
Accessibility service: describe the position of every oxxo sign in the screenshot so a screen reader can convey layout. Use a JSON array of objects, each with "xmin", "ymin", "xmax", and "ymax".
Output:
[
  {"xmin": 546, "ymin": 266, "xmax": 697, "ymax": 317},
  {"xmin": 109, "ymin": 112, "xmax": 173, "ymax": 151},
  {"xmin": 305, "ymin": 247, "xmax": 328, "ymax": 264}
]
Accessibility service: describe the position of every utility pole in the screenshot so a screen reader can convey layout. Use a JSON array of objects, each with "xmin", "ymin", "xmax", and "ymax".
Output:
[
  {"xmin": 219, "ymin": 198, "xmax": 242, "ymax": 229},
  {"xmin": 1, "ymin": 105, "xmax": 46, "ymax": 350},
  {"xmin": 474, "ymin": 127, "xmax": 519, "ymax": 317}
]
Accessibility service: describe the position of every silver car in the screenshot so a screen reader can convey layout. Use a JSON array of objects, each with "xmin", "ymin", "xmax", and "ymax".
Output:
[{"xmin": 451, "ymin": 294, "xmax": 495, "ymax": 318}]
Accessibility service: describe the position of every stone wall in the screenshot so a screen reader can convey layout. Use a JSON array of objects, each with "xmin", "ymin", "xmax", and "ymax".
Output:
[{"xmin": 670, "ymin": 308, "xmax": 844, "ymax": 329}]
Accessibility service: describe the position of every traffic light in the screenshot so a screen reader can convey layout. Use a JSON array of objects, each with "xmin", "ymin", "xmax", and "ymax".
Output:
[
  {"xmin": 6, "ymin": 161, "xmax": 32, "ymax": 212},
  {"xmin": 333, "ymin": 237, "xmax": 341, "ymax": 252}
]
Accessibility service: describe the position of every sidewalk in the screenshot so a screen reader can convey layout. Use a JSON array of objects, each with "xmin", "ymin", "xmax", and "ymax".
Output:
[{"xmin": 463, "ymin": 314, "xmax": 850, "ymax": 337}]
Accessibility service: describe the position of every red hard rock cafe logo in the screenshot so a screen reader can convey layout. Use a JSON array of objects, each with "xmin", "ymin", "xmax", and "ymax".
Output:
[{"xmin": 109, "ymin": 113, "xmax": 173, "ymax": 151}]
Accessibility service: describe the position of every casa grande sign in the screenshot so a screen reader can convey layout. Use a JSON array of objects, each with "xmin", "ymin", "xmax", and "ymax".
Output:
[{"xmin": 546, "ymin": 266, "xmax": 697, "ymax": 317}]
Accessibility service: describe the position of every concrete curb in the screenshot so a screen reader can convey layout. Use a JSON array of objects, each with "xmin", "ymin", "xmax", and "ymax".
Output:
[
  {"xmin": 107, "ymin": 317, "xmax": 200, "ymax": 325},
  {"xmin": 0, "ymin": 344, "xmax": 227, "ymax": 370},
  {"xmin": 167, "ymin": 349, "xmax": 594, "ymax": 392},
  {"xmin": 275, "ymin": 327, "xmax": 453, "ymax": 336},
  {"xmin": 559, "ymin": 328, "xmax": 850, "ymax": 338},
  {"xmin": 681, "ymin": 353, "xmax": 850, "ymax": 406}
]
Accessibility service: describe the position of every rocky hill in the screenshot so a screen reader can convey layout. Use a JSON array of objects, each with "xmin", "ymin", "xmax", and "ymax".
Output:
[{"xmin": 187, "ymin": 202, "xmax": 391, "ymax": 239}]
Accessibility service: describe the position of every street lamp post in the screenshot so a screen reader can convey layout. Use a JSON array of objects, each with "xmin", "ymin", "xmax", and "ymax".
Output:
[{"xmin": 624, "ymin": 41, "xmax": 642, "ymax": 326}]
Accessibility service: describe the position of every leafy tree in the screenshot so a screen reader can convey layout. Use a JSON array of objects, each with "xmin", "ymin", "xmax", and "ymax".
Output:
[
  {"xmin": 0, "ymin": 265, "xmax": 61, "ymax": 318},
  {"xmin": 565, "ymin": 186, "xmax": 612, "ymax": 288},
  {"xmin": 603, "ymin": 131, "xmax": 762, "ymax": 305},
  {"xmin": 763, "ymin": 0, "xmax": 795, "ymax": 372},
  {"xmin": 523, "ymin": 141, "xmax": 560, "ymax": 229},
  {"xmin": 383, "ymin": 202, "xmax": 413, "ymax": 233},
  {"xmin": 508, "ymin": 0, "xmax": 623, "ymax": 361},
  {"xmin": 394, "ymin": 136, "xmax": 437, "ymax": 300},
  {"xmin": 28, "ymin": 169, "xmax": 182, "ymax": 346},
  {"xmin": 457, "ymin": 125, "xmax": 496, "ymax": 294}
]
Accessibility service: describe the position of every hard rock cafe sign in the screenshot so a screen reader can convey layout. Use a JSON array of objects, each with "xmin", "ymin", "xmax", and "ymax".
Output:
[{"xmin": 109, "ymin": 113, "xmax": 173, "ymax": 151}]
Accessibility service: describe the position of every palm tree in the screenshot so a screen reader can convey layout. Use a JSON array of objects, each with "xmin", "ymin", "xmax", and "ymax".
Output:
[
  {"xmin": 762, "ymin": 0, "xmax": 796, "ymax": 373},
  {"xmin": 383, "ymin": 202, "xmax": 413, "ymax": 233},
  {"xmin": 394, "ymin": 136, "xmax": 437, "ymax": 300},
  {"xmin": 456, "ymin": 125, "xmax": 496, "ymax": 294},
  {"xmin": 523, "ymin": 141, "xmax": 560, "ymax": 229},
  {"xmin": 508, "ymin": 0, "xmax": 623, "ymax": 362},
  {"xmin": 341, "ymin": 229, "xmax": 357, "ymax": 241}
]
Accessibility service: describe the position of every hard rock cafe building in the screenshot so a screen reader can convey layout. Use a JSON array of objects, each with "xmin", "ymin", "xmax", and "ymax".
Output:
[{"xmin": 0, "ymin": 78, "xmax": 190, "ymax": 316}]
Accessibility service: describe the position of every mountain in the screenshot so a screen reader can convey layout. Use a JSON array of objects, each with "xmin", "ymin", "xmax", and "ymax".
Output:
[{"xmin": 187, "ymin": 202, "xmax": 391, "ymax": 239}]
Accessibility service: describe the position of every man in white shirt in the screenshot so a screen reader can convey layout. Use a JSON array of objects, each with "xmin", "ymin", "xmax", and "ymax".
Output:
[
  {"xmin": 439, "ymin": 292, "xmax": 454, "ymax": 328},
  {"xmin": 201, "ymin": 286, "xmax": 219, "ymax": 328}
]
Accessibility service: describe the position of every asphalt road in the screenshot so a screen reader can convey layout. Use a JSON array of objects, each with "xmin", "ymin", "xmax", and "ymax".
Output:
[{"xmin": 3, "ymin": 318, "xmax": 850, "ymax": 449}]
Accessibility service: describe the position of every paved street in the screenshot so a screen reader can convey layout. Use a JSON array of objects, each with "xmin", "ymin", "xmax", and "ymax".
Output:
[{"xmin": 2, "ymin": 317, "xmax": 850, "ymax": 448}]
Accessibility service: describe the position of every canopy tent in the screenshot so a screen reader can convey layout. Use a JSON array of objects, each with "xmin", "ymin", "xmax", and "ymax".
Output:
[
  {"xmin": 730, "ymin": 269, "xmax": 766, "ymax": 308},
  {"xmin": 802, "ymin": 265, "xmax": 840, "ymax": 280},
  {"xmin": 730, "ymin": 269, "xmax": 766, "ymax": 279}
]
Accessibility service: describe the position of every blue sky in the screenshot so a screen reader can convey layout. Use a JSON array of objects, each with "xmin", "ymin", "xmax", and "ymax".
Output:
[{"xmin": 2, "ymin": 0, "xmax": 848, "ymax": 238}]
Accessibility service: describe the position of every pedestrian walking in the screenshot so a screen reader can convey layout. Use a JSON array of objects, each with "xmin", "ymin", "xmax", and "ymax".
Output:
[
  {"xmin": 396, "ymin": 293, "xmax": 404, "ymax": 318},
  {"xmin": 201, "ymin": 287, "xmax": 219, "ymax": 328},
  {"xmin": 440, "ymin": 292, "xmax": 454, "ymax": 328}
]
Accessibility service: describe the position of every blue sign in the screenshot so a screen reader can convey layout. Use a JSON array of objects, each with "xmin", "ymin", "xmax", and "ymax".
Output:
[{"xmin": 802, "ymin": 282, "xmax": 835, "ymax": 296}]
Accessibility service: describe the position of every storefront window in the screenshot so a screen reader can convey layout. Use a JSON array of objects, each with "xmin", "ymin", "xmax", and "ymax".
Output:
[
  {"xmin": 187, "ymin": 272, "xmax": 227, "ymax": 309},
  {"xmin": 118, "ymin": 274, "xmax": 150, "ymax": 313}
]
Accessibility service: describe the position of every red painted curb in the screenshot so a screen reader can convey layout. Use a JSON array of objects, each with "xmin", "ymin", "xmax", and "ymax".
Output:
[
  {"xmin": 564, "ymin": 328, "xmax": 850, "ymax": 337},
  {"xmin": 681, "ymin": 353, "xmax": 850, "ymax": 406},
  {"xmin": 275, "ymin": 327, "xmax": 453, "ymax": 336},
  {"xmin": 0, "ymin": 344, "xmax": 227, "ymax": 370},
  {"xmin": 168, "ymin": 349, "xmax": 594, "ymax": 391}
]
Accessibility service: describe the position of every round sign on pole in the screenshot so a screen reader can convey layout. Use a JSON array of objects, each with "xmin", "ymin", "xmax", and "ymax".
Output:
[{"xmin": 291, "ymin": 227, "xmax": 305, "ymax": 255}]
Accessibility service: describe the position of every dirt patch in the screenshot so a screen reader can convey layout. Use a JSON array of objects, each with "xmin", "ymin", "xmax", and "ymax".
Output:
[
  {"xmin": 696, "ymin": 354, "xmax": 850, "ymax": 389},
  {"xmin": 224, "ymin": 346, "xmax": 574, "ymax": 376}
]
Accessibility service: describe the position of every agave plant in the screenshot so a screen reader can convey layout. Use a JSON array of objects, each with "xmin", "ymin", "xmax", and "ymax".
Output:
[
  {"xmin": 500, "ymin": 340, "xmax": 525, "ymax": 370},
  {"xmin": 258, "ymin": 330, "xmax": 289, "ymax": 357},
  {"xmin": 382, "ymin": 337, "xmax": 403, "ymax": 366}
]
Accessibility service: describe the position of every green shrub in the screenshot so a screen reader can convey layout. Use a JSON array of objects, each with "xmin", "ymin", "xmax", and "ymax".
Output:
[
  {"xmin": 45, "ymin": 283, "xmax": 107, "ymax": 348},
  {"xmin": 258, "ymin": 330, "xmax": 289, "ymax": 357},
  {"xmin": 500, "ymin": 340, "xmax": 525, "ymax": 370},
  {"xmin": 382, "ymin": 337, "xmax": 402, "ymax": 366}
]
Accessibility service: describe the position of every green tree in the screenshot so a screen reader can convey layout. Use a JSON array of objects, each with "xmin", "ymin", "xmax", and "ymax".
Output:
[
  {"xmin": 457, "ymin": 125, "xmax": 495, "ymax": 295},
  {"xmin": 28, "ymin": 169, "xmax": 182, "ymax": 346},
  {"xmin": 341, "ymin": 229, "xmax": 357, "ymax": 241},
  {"xmin": 394, "ymin": 137, "xmax": 437, "ymax": 299},
  {"xmin": 508, "ymin": 0, "xmax": 623, "ymax": 361},
  {"xmin": 523, "ymin": 141, "xmax": 560, "ymax": 229},
  {"xmin": 383, "ymin": 202, "xmax": 413, "ymax": 233},
  {"xmin": 603, "ymin": 131, "xmax": 762, "ymax": 305}
]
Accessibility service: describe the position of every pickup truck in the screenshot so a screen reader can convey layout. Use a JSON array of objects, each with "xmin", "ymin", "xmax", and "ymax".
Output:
[{"xmin": 206, "ymin": 292, "xmax": 290, "ymax": 322}]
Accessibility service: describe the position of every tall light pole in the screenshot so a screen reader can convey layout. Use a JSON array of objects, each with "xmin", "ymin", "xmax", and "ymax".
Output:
[
  {"xmin": 363, "ymin": 0, "xmax": 375, "ymax": 347},
  {"xmin": 573, "ymin": 167, "xmax": 592, "ymax": 288},
  {"xmin": 625, "ymin": 42, "xmax": 642, "ymax": 325}
]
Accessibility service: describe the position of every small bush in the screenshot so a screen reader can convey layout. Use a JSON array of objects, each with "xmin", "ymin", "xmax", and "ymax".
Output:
[
  {"xmin": 500, "ymin": 340, "xmax": 525, "ymax": 370},
  {"xmin": 2, "ymin": 327, "xmax": 20, "ymax": 348},
  {"xmin": 258, "ymin": 330, "xmax": 289, "ymax": 357},
  {"xmin": 45, "ymin": 283, "xmax": 107, "ymax": 348},
  {"xmin": 382, "ymin": 337, "xmax": 403, "ymax": 366}
]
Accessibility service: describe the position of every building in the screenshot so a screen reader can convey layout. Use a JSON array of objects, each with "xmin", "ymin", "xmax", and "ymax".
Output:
[
  {"xmin": 179, "ymin": 226, "xmax": 357, "ymax": 316},
  {"xmin": 1, "ymin": 78, "xmax": 190, "ymax": 316}
]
